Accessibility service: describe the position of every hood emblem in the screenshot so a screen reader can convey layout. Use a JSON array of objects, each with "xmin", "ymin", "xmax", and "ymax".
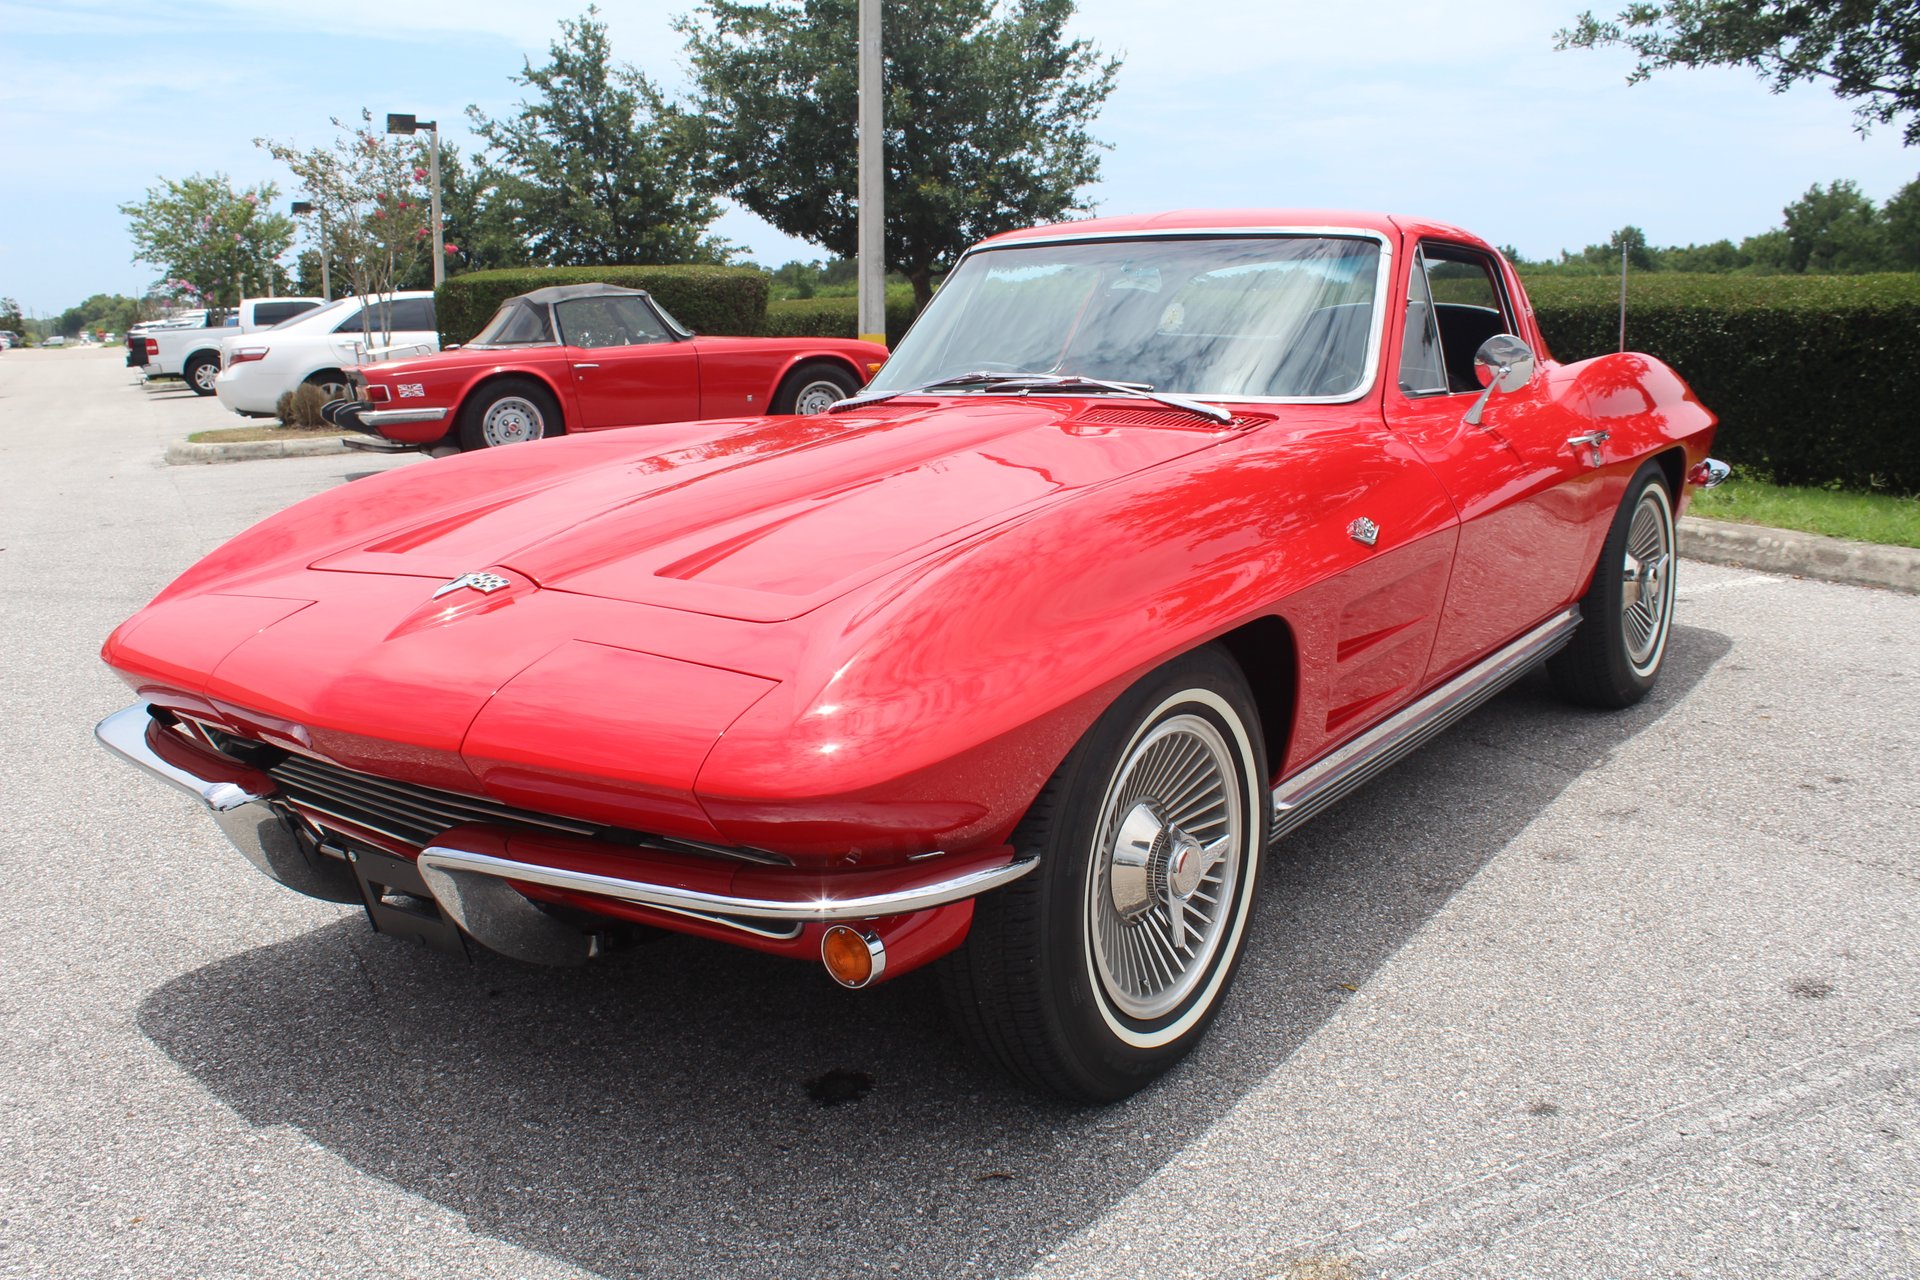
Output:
[
  {"xmin": 1348, "ymin": 517, "xmax": 1379, "ymax": 548},
  {"xmin": 433, "ymin": 571, "xmax": 512, "ymax": 600}
]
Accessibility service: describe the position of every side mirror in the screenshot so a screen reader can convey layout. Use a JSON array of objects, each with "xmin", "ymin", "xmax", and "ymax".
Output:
[{"xmin": 1464, "ymin": 334, "xmax": 1536, "ymax": 426}]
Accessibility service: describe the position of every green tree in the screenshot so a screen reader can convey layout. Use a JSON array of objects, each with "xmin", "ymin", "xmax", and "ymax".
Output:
[
  {"xmin": 679, "ymin": 0, "xmax": 1121, "ymax": 311},
  {"xmin": 468, "ymin": 8, "xmax": 730, "ymax": 267},
  {"xmin": 1883, "ymin": 177, "xmax": 1920, "ymax": 270},
  {"xmin": 258, "ymin": 112, "xmax": 437, "ymax": 343},
  {"xmin": 0, "ymin": 297, "xmax": 23, "ymax": 333},
  {"xmin": 55, "ymin": 293, "xmax": 142, "ymax": 337},
  {"xmin": 1558, "ymin": 1, "xmax": 1920, "ymax": 145},
  {"xmin": 1738, "ymin": 227, "xmax": 1793, "ymax": 272},
  {"xmin": 119, "ymin": 173, "xmax": 294, "ymax": 319},
  {"xmin": 1664, "ymin": 239, "xmax": 1741, "ymax": 271},
  {"xmin": 1782, "ymin": 179, "xmax": 1888, "ymax": 271}
]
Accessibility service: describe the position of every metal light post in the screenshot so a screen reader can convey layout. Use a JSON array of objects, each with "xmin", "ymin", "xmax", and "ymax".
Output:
[
  {"xmin": 856, "ymin": 0, "xmax": 885, "ymax": 347},
  {"xmin": 290, "ymin": 200, "xmax": 330, "ymax": 301},
  {"xmin": 386, "ymin": 113, "xmax": 444, "ymax": 287}
]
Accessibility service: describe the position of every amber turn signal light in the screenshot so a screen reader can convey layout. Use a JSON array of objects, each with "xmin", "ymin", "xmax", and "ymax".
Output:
[
  {"xmin": 821, "ymin": 925, "xmax": 886, "ymax": 989},
  {"xmin": 866, "ymin": 361, "xmax": 885, "ymax": 375}
]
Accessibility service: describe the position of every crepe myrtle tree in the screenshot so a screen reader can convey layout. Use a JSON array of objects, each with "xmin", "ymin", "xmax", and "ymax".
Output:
[
  {"xmin": 258, "ymin": 112, "xmax": 442, "ymax": 346},
  {"xmin": 678, "ymin": 0, "xmax": 1121, "ymax": 312},
  {"xmin": 1559, "ymin": 0, "xmax": 1920, "ymax": 145},
  {"xmin": 120, "ymin": 174, "xmax": 294, "ymax": 323}
]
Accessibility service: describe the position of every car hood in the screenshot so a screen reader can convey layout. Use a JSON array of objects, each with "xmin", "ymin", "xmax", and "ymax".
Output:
[{"xmin": 310, "ymin": 397, "xmax": 1244, "ymax": 622}]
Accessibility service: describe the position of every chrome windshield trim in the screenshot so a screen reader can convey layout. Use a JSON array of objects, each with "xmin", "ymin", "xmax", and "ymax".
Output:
[
  {"xmin": 887, "ymin": 227, "xmax": 1395, "ymax": 407},
  {"xmin": 1271, "ymin": 608, "xmax": 1580, "ymax": 840},
  {"xmin": 417, "ymin": 845, "xmax": 1039, "ymax": 922}
]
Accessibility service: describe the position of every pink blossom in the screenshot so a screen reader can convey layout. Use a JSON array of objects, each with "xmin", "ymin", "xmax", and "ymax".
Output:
[
  {"xmin": 374, "ymin": 208, "xmax": 386, "ymax": 219},
  {"xmin": 233, "ymin": 233, "xmax": 243, "ymax": 243},
  {"xmin": 398, "ymin": 201, "xmax": 409, "ymax": 210},
  {"xmin": 244, "ymin": 193, "xmax": 258, "ymax": 205},
  {"xmin": 413, "ymin": 167, "xmax": 428, "ymax": 182},
  {"xmin": 415, "ymin": 228, "xmax": 429, "ymax": 239},
  {"xmin": 443, "ymin": 243, "xmax": 459, "ymax": 255}
]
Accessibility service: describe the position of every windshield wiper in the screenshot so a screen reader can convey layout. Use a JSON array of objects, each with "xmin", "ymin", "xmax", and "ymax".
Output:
[
  {"xmin": 827, "ymin": 370, "xmax": 1042, "ymax": 413},
  {"xmin": 828, "ymin": 369, "xmax": 1233, "ymax": 425}
]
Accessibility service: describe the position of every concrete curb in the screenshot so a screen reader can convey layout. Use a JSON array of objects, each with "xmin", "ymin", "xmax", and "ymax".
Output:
[
  {"xmin": 164, "ymin": 435, "xmax": 350, "ymax": 465},
  {"xmin": 1680, "ymin": 515, "xmax": 1919, "ymax": 595}
]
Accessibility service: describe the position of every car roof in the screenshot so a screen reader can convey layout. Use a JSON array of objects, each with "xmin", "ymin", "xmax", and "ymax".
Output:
[
  {"xmin": 512, "ymin": 283, "xmax": 650, "ymax": 306},
  {"xmin": 975, "ymin": 210, "xmax": 1495, "ymax": 254}
]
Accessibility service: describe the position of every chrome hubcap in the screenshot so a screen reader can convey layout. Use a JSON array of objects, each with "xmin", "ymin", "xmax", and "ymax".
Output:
[
  {"xmin": 481, "ymin": 396, "xmax": 544, "ymax": 446},
  {"xmin": 1620, "ymin": 488, "xmax": 1675, "ymax": 674},
  {"xmin": 192, "ymin": 363, "xmax": 218, "ymax": 390},
  {"xmin": 793, "ymin": 379, "xmax": 845, "ymax": 414},
  {"xmin": 1088, "ymin": 714, "xmax": 1243, "ymax": 1020}
]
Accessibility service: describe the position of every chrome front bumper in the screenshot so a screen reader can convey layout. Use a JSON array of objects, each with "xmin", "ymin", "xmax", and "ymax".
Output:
[
  {"xmin": 362, "ymin": 406, "xmax": 449, "ymax": 426},
  {"xmin": 94, "ymin": 702, "xmax": 1033, "ymax": 963}
]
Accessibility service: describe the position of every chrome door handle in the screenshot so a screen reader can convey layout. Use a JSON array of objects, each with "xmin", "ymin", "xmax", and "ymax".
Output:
[
  {"xmin": 575, "ymin": 362, "xmax": 599, "ymax": 369},
  {"xmin": 1567, "ymin": 430, "xmax": 1609, "ymax": 465}
]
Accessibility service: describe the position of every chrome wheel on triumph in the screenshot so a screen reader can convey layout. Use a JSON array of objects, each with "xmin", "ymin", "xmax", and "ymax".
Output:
[
  {"xmin": 480, "ymin": 396, "xmax": 546, "ymax": 446},
  {"xmin": 1620, "ymin": 485, "xmax": 1675, "ymax": 677},
  {"xmin": 1087, "ymin": 714, "xmax": 1244, "ymax": 1023}
]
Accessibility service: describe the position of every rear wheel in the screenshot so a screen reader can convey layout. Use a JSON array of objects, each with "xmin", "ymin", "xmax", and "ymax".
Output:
[
  {"xmin": 1550, "ymin": 462, "xmax": 1677, "ymax": 708},
  {"xmin": 185, "ymin": 352, "xmax": 221, "ymax": 395},
  {"xmin": 304, "ymin": 368, "xmax": 353, "ymax": 404},
  {"xmin": 941, "ymin": 646, "xmax": 1268, "ymax": 1101},
  {"xmin": 458, "ymin": 379, "xmax": 561, "ymax": 450},
  {"xmin": 772, "ymin": 362, "xmax": 859, "ymax": 415}
]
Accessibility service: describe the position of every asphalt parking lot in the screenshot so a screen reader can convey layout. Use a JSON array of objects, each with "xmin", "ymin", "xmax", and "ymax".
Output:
[{"xmin": 3, "ymin": 348, "xmax": 1916, "ymax": 1280}]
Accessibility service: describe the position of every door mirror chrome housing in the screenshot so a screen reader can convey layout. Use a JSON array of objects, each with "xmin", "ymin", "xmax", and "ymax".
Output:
[{"xmin": 1464, "ymin": 334, "xmax": 1537, "ymax": 426}]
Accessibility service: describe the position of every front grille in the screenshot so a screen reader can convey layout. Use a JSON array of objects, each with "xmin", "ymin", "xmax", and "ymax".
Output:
[
  {"xmin": 1070, "ymin": 405, "xmax": 1269, "ymax": 431},
  {"xmin": 268, "ymin": 751, "xmax": 604, "ymax": 849}
]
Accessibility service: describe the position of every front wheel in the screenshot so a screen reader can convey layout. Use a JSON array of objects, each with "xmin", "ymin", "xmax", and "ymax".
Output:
[
  {"xmin": 941, "ymin": 647, "xmax": 1269, "ymax": 1102},
  {"xmin": 1550, "ymin": 461, "xmax": 1678, "ymax": 708},
  {"xmin": 458, "ymin": 379, "xmax": 562, "ymax": 450},
  {"xmin": 772, "ymin": 362, "xmax": 859, "ymax": 415}
]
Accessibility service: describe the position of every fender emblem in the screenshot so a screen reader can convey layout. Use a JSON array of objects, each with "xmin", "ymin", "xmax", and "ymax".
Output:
[
  {"xmin": 1348, "ymin": 517, "xmax": 1380, "ymax": 547},
  {"xmin": 432, "ymin": 571, "xmax": 512, "ymax": 600}
]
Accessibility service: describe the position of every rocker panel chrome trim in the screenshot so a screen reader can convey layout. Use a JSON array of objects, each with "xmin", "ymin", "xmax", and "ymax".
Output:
[{"xmin": 1269, "ymin": 608, "xmax": 1580, "ymax": 842}]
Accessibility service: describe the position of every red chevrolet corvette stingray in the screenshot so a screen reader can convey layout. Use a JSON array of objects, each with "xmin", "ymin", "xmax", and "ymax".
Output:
[
  {"xmin": 332, "ymin": 282, "xmax": 888, "ymax": 451},
  {"xmin": 98, "ymin": 210, "xmax": 1723, "ymax": 1100}
]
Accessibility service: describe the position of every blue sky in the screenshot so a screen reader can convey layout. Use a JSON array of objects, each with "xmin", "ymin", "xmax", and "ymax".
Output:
[{"xmin": 1, "ymin": 0, "xmax": 1914, "ymax": 317}]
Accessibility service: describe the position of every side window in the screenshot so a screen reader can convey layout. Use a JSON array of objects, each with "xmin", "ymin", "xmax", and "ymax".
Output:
[
  {"xmin": 390, "ymin": 298, "xmax": 436, "ymax": 332},
  {"xmin": 1420, "ymin": 243, "xmax": 1516, "ymax": 394},
  {"xmin": 254, "ymin": 301, "xmax": 316, "ymax": 327},
  {"xmin": 1398, "ymin": 249, "xmax": 1447, "ymax": 395},
  {"xmin": 555, "ymin": 296, "xmax": 670, "ymax": 349},
  {"xmin": 332, "ymin": 307, "xmax": 368, "ymax": 334}
]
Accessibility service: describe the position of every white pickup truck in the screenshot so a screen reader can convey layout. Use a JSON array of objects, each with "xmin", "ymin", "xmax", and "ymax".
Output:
[{"xmin": 137, "ymin": 298, "xmax": 323, "ymax": 394}]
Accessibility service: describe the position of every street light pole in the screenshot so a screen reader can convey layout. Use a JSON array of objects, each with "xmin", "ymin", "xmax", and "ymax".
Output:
[
  {"xmin": 856, "ymin": 0, "xmax": 884, "ymax": 347},
  {"xmin": 387, "ymin": 113, "xmax": 445, "ymax": 287}
]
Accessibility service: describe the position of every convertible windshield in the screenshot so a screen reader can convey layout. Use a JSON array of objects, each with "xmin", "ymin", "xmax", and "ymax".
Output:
[{"xmin": 869, "ymin": 235, "xmax": 1383, "ymax": 400}]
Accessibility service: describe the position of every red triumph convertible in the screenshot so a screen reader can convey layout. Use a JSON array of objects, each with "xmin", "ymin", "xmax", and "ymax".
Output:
[
  {"xmin": 329, "ymin": 282, "xmax": 889, "ymax": 451},
  {"xmin": 97, "ymin": 211, "xmax": 1724, "ymax": 1101}
]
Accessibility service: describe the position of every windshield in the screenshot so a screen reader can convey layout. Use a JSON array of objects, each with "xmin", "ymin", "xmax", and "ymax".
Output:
[
  {"xmin": 471, "ymin": 300, "xmax": 557, "ymax": 347},
  {"xmin": 869, "ymin": 234, "xmax": 1383, "ymax": 400}
]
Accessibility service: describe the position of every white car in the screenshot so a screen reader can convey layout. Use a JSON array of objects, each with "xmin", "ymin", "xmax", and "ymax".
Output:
[
  {"xmin": 139, "ymin": 297, "xmax": 323, "ymax": 394},
  {"xmin": 214, "ymin": 292, "xmax": 439, "ymax": 418}
]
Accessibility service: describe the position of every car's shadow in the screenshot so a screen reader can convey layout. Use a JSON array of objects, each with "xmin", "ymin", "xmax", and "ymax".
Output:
[{"xmin": 138, "ymin": 626, "xmax": 1730, "ymax": 1279}]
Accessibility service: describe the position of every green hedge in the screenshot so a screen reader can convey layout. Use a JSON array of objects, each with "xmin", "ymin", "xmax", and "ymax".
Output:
[
  {"xmin": 1522, "ymin": 272, "xmax": 1920, "ymax": 494},
  {"xmin": 436, "ymin": 266, "xmax": 771, "ymax": 346},
  {"xmin": 761, "ymin": 286, "xmax": 921, "ymax": 347}
]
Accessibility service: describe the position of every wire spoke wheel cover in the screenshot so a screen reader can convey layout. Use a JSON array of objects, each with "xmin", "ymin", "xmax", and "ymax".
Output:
[
  {"xmin": 1618, "ymin": 486, "xmax": 1675, "ymax": 675},
  {"xmin": 1087, "ymin": 713, "xmax": 1242, "ymax": 1022},
  {"xmin": 481, "ymin": 396, "xmax": 546, "ymax": 446}
]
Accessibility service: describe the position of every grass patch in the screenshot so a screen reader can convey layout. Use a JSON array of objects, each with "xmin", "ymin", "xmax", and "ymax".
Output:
[
  {"xmin": 1690, "ymin": 475, "xmax": 1920, "ymax": 548},
  {"xmin": 187, "ymin": 425, "xmax": 347, "ymax": 444}
]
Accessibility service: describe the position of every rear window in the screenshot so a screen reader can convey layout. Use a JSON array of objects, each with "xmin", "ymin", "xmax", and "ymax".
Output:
[{"xmin": 253, "ymin": 301, "xmax": 319, "ymax": 327}]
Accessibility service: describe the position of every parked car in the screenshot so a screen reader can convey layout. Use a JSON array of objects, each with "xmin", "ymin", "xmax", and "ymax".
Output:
[
  {"xmin": 96, "ymin": 210, "xmax": 1723, "ymax": 1100},
  {"xmin": 213, "ymin": 293, "xmax": 438, "ymax": 418},
  {"xmin": 330, "ymin": 283, "xmax": 888, "ymax": 451},
  {"xmin": 137, "ymin": 297, "xmax": 324, "ymax": 394},
  {"xmin": 0, "ymin": 330, "xmax": 23, "ymax": 350}
]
